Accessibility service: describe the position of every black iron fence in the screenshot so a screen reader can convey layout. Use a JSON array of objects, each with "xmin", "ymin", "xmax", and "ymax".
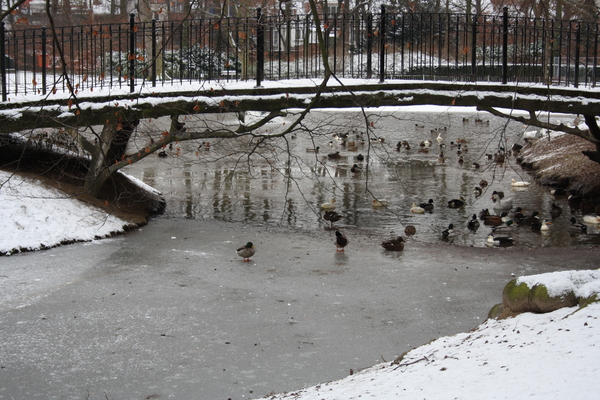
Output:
[{"xmin": 1, "ymin": 6, "xmax": 599, "ymax": 102}]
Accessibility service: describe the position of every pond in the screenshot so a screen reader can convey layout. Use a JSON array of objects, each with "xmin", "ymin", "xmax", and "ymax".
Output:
[{"xmin": 123, "ymin": 106, "xmax": 600, "ymax": 248}]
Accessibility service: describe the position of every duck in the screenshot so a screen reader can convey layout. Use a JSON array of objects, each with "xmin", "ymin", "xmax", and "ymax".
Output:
[
  {"xmin": 334, "ymin": 230, "xmax": 349, "ymax": 252},
  {"xmin": 381, "ymin": 236, "xmax": 405, "ymax": 251},
  {"xmin": 404, "ymin": 225, "xmax": 417, "ymax": 235},
  {"xmin": 484, "ymin": 211, "xmax": 508, "ymax": 226},
  {"xmin": 323, "ymin": 210, "xmax": 342, "ymax": 228},
  {"xmin": 467, "ymin": 214, "xmax": 480, "ymax": 230},
  {"xmin": 441, "ymin": 223, "xmax": 457, "ymax": 238},
  {"xmin": 321, "ymin": 198, "xmax": 337, "ymax": 210},
  {"xmin": 436, "ymin": 133, "xmax": 443, "ymax": 142},
  {"xmin": 479, "ymin": 208, "xmax": 491, "ymax": 220},
  {"xmin": 479, "ymin": 179, "xmax": 489, "ymax": 187},
  {"xmin": 355, "ymin": 153, "xmax": 365, "ymax": 161},
  {"xmin": 511, "ymin": 179, "xmax": 531, "ymax": 187},
  {"xmin": 236, "ymin": 242, "xmax": 255, "ymax": 262},
  {"xmin": 492, "ymin": 192, "xmax": 513, "ymax": 210},
  {"xmin": 447, "ymin": 197, "xmax": 466, "ymax": 208},
  {"xmin": 471, "ymin": 162, "xmax": 480, "ymax": 169},
  {"xmin": 372, "ymin": 199, "xmax": 388, "ymax": 208},
  {"xmin": 569, "ymin": 217, "xmax": 588, "ymax": 232},
  {"xmin": 539, "ymin": 219, "xmax": 552, "ymax": 231},
  {"xmin": 582, "ymin": 214, "xmax": 600, "ymax": 224},
  {"xmin": 491, "ymin": 220, "xmax": 516, "ymax": 233},
  {"xmin": 486, "ymin": 234, "xmax": 514, "ymax": 246},
  {"xmin": 306, "ymin": 146, "xmax": 320, "ymax": 153},
  {"xmin": 549, "ymin": 204, "xmax": 563, "ymax": 218},
  {"xmin": 327, "ymin": 151, "xmax": 341, "ymax": 159},
  {"xmin": 410, "ymin": 202, "xmax": 426, "ymax": 214},
  {"xmin": 350, "ymin": 164, "xmax": 362, "ymax": 173},
  {"xmin": 512, "ymin": 207, "xmax": 526, "ymax": 221},
  {"xmin": 158, "ymin": 150, "xmax": 168, "ymax": 157},
  {"xmin": 419, "ymin": 199, "xmax": 434, "ymax": 212},
  {"xmin": 473, "ymin": 186, "xmax": 483, "ymax": 197},
  {"xmin": 522, "ymin": 211, "xmax": 540, "ymax": 225}
]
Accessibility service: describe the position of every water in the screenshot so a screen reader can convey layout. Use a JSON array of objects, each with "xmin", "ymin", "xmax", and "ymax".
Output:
[{"xmin": 123, "ymin": 107, "xmax": 600, "ymax": 248}]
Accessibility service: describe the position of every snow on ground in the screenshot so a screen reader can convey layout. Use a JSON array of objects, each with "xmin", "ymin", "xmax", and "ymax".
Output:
[
  {"xmin": 263, "ymin": 283, "xmax": 600, "ymax": 400},
  {"xmin": 0, "ymin": 170, "xmax": 130, "ymax": 255}
]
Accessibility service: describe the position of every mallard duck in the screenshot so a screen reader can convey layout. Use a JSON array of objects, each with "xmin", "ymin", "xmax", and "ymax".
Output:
[
  {"xmin": 486, "ymin": 234, "xmax": 514, "ymax": 246},
  {"xmin": 511, "ymin": 179, "xmax": 530, "ymax": 187},
  {"xmin": 512, "ymin": 207, "xmax": 526, "ymax": 220},
  {"xmin": 355, "ymin": 153, "xmax": 365, "ymax": 161},
  {"xmin": 236, "ymin": 242, "xmax": 255, "ymax": 261},
  {"xmin": 479, "ymin": 208, "xmax": 491, "ymax": 220},
  {"xmin": 381, "ymin": 236, "xmax": 405, "ymax": 251},
  {"xmin": 473, "ymin": 186, "xmax": 483, "ymax": 197},
  {"xmin": 467, "ymin": 214, "xmax": 480, "ymax": 230},
  {"xmin": 442, "ymin": 223, "xmax": 456, "ymax": 238},
  {"xmin": 549, "ymin": 203, "xmax": 563, "ymax": 218},
  {"xmin": 350, "ymin": 164, "xmax": 362, "ymax": 173},
  {"xmin": 323, "ymin": 210, "xmax": 342, "ymax": 228},
  {"xmin": 372, "ymin": 199, "xmax": 388, "ymax": 208},
  {"xmin": 479, "ymin": 179, "xmax": 489, "ymax": 187},
  {"xmin": 492, "ymin": 220, "xmax": 516, "ymax": 233},
  {"xmin": 483, "ymin": 212, "xmax": 507, "ymax": 226},
  {"xmin": 321, "ymin": 198, "xmax": 337, "ymax": 210},
  {"xmin": 404, "ymin": 225, "xmax": 417, "ymax": 235},
  {"xmin": 327, "ymin": 151, "xmax": 341, "ymax": 159},
  {"xmin": 447, "ymin": 197, "xmax": 465, "ymax": 208},
  {"xmin": 410, "ymin": 202, "xmax": 426, "ymax": 213},
  {"xmin": 334, "ymin": 230, "xmax": 349, "ymax": 252},
  {"xmin": 306, "ymin": 146, "xmax": 320, "ymax": 153},
  {"xmin": 583, "ymin": 214, "xmax": 600, "ymax": 224},
  {"xmin": 419, "ymin": 199, "xmax": 434, "ymax": 212},
  {"xmin": 569, "ymin": 217, "xmax": 588, "ymax": 232},
  {"xmin": 492, "ymin": 193, "xmax": 513, "ymax": 210},
  {"xmin": 522, "ymin": 211, "xmax": 540, "ymax": 225}
]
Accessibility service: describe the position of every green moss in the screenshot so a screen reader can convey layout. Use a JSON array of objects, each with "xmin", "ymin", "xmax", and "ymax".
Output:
[
  {"xmin": 488, "ymin": 303, "xmax": 504, "ymax": 319},
  {"xmin": 503, "ymin": 280, "xmax": 531, "ymax": 302},
  {"xmin": 579, "ymin": 294, "xmax": 599, "ymax": 309}
]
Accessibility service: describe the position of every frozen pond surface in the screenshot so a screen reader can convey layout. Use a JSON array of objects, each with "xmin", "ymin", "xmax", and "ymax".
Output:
[
  {"xmin": 124, "ymin": 107, "xmax": 600, "ymax": 248},
  {"xmin": 2, "ymin": 219, "xmax": 598, "ymax": 400},
  {"xmin": 1, "ymin": 108, "xmax": 600, "ymax": 400}
]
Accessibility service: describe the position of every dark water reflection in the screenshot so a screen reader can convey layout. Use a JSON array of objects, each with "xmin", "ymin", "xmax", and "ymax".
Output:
[{"xmin": 123, "ymin": 108, "xmax": 600, "ymax": 248}]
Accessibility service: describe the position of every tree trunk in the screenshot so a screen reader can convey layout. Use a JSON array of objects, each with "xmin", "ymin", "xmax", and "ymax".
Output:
[{"xmin": 84, "ymin": 120, "xmax": 139, "ymax": 198}]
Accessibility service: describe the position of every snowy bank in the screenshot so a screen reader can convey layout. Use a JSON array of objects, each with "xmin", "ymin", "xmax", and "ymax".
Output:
[
  {"xmin": 262, "ymin": 270, "xmax": 600, "ymax": 400},
  {"xmin": 0, "ymin": 170, "xmax": 136, "ymax": 255}
]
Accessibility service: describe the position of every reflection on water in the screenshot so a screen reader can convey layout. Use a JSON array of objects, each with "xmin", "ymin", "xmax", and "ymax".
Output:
[{"xmin": 123, "ymin": 108, "xmax": 600, "ymax": 248}]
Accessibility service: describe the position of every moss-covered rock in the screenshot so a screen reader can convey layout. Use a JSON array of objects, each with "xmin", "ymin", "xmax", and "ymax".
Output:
[
  {"xmin": 502, "ymin": 279, "xmax": 532, "ymax": 313},
  {"xmin": 502, "ymin": 279, "xmax": 579, "ymax": 314},
  {"xmin": 530, "ymin": 284, "xmax": 577, "ymax": 313},
  {"xmin": 579, "ymin": 294, "xmax": 599, "ymax": 309},
  {"xmin": 488, "ymin": 303, "xmax": 504, "ymax": 319}
]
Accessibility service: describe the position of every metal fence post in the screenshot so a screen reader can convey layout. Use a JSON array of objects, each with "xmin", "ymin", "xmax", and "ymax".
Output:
[
  {"xmin": 1, "ymin": 22, "xmax": 6, "ymax": 102},
  {"xmin": 471, "ymin": 15, "xmax": 477, "ymax": 81},
  {"xmin": 574, "ymin": 22, "xmax": 580, "ymax": 88},
  {"xmin": 256, "ymin": 7, "xmax": 264, "ymax": 87},
  {"xmin": 41, "ymin": 26, "xmax": 47, "ymax": 95},
  {"xmin": 379, "ymin": 4, "xmax": 386, "ymax": 83},
  {"xmin": 502, "ymin": 7, "xmax": 508, "ymax": 84},
  {"xmin": 152, "ymin": 18, "xmax": 157, "ymax": 88},
  {"xmin": 366, "ymin": 12, "xmax": 373, "ymax": 79},
  {"xmin": 129, "ymin": 13, "xmax": 135, "ymax": 93}
]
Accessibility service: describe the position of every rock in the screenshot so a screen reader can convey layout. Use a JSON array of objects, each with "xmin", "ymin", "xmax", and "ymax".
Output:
[{"xmin": 502, "ymin": 278, "xmax": 578, "ymax": 314}]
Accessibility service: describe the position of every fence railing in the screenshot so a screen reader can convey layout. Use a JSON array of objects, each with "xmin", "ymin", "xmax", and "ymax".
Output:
[{"xmin": 1, "ymin": 6, "xmax": 599, "ymax": 102}]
